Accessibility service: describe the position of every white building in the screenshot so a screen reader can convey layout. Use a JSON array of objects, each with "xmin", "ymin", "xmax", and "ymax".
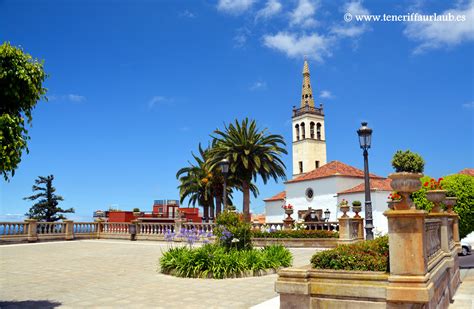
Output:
[{"xmin": 264, "ymin": 61, "xmax": 392, "ymax": 234}]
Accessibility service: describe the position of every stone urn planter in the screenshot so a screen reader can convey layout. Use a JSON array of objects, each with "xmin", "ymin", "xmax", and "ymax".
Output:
[
  {"xmin": 284, "ymin": 208, "xmax": 294, "ymax": 220},
  {"xmin": 388, "ymin": 172, "xmax": 423, "ymax": 210},
  {"xmin": 444, "ymin": 197, "xmax": 457, "ymax": 213},
  {"xmin": 426, "ymin": 190, "xmax": 447, "ymax": 213},
  {"xmin": 352, "ymin": 205, "xmax": 362, "ymax": 218},
  {"xmin": 340, "ymin": 205, "xmax": 350, "ymax": 218},
  {"xmin": 387, "ymin": 200, "xmax": 401, "ymax": 210}
]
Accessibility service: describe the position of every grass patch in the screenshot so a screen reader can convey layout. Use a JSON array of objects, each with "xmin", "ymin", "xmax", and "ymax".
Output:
[
  {"xmin": 251, "ymin": 229, "xmax": 338, "ymax": 239},
  {"xmin": 311, "ymin": 236, "xmax": 389, "ymax": 272},
  {"xmin": 159, "ymin": 244, "xmax": 292, "ymax": 279}
]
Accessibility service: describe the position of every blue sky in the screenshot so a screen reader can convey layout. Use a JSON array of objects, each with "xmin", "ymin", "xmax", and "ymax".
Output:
[{"xmin": 1, "ymin": 0, "xmax": 473, "ymax": 221}]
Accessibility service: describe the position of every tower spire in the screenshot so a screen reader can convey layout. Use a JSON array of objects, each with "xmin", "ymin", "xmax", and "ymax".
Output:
[{"xmin": 301, "ymin": 59, "xmax": 315, "ymax": 108}]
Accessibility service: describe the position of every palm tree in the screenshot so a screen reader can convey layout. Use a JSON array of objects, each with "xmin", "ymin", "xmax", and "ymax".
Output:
[{"xmin": 209, "ymin": 118, "xmax": 287, "ymax": 222}]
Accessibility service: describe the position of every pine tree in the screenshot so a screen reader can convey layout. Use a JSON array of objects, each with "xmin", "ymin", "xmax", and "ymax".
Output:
[{"xmin": 24, "ymin": 175, "xmax": 74, "ymax": 222}]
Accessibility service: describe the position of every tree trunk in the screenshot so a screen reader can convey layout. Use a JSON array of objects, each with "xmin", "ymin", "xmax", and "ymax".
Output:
[
  {"xmin": 242, "ymin": 180, "xmax": 251, "ymax": 222},
  {"xmin": 209, "ymin": 198, "xmax": 215, "ymax": 221},
  {"xmin": 203, "ymin": 205, "xmax": 209, "ymax": 223},
  {"xmin": 215, "ymin": 195, "xmax": 222, "ymax": 217}
]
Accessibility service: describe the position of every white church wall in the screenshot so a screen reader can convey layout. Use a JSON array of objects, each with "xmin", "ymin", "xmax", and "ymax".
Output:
[
  {"xmin": 337, "ymin": 191, "xmax": 391, "ymax": 235},
  {"xmin": 264, "ymin": 199, "xmax": 285, "ymax": 223}
]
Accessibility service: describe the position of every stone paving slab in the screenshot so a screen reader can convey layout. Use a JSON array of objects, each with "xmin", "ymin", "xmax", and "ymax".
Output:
[{"xmin": 0, "ymin": 240, "xmax": 319, "ymax": 308}]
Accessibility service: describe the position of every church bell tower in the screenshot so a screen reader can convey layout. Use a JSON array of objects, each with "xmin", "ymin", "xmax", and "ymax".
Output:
[{"xmin": 292, "ymin": 60, "xmax": 327, "ymax": 176}]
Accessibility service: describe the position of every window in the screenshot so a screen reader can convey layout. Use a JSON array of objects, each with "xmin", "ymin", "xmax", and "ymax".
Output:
[
  {"xmin": 301, "ymin": 122, "xmax": 305, "ymax": 139},
  {"xmin": 317, "ymin": 123, "xmax": 322, "ymax": 140},
  {"xmin": 299, "ymin": 161, "xmax": 303, "ymax": 174},
  {"xmin": 310, "ymin": 122, "xmax": 315, "ymax": 139},
  {"xmin": 295, "ymin": 124, "xmax": 300, "ymax": 141},
  {"xmin": 315, "ymin": 161, "xmax": 320, "ymax": 168},
  {"xmin": 305, "ymin": 188, "xmax": 314, "ymax": 199}
]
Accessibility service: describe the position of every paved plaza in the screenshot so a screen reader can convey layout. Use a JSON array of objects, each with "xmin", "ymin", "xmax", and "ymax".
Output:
[{"xmin": 0, "ymin": 240, "xmax": 319, "ymax": 308}]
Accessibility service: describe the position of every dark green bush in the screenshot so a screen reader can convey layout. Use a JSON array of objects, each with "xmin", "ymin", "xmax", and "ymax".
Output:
[
  {"xmin": 251, "ymin": 229, "xmax": 339, "ymax": 239},
  {"xmin": 352, "ymin": 200, "xmax": 361, "ymax": 206},
  {"xmin": 391, "ymin": 150, "xmax": 425, "ymax": 173},
  {"xmin": 132, "ymin": 207, "xmax": 140, "ymax": 212},
  {"xmin": 215, "ymin": 211, "xmax": 252, "ymax": 250},
  {"xmin": 159, "ymin": 244, "xmax": 292, "ymax": 279},
  {"xmin": 311, "ymin": 236, "xmax": 389, "ymax": 272}
]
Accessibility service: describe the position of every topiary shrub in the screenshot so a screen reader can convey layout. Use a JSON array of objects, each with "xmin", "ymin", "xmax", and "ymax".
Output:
[
  {"xmin": 352, "ymin": 200, "xmax": 362, "ymax": 206},
  {"xmin": 215, "ymin": 211, "xmax": 252, "ymax": 250},
  {"xmin": 391, "ymin": 150, "xmax": 425, "ymax": 173},
  {"xmin": 133, "ymin": 207, "xmax": 140, "ymax": 212},
  {"xmin": 251, "ymin": 229, "xmax": 339, "ymax": 239},
  {"xmin": 311, "ymin": 236, "xmax": 389, "ymax": 272}
]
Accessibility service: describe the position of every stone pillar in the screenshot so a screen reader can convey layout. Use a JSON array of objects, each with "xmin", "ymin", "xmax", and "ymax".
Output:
[
  {"xmin": 95, "ymin": 218, "xmax": 103, "ymax": 239},
  {"xmin": 384, "ymin": 209, "xmax": 431, "ymax": 303},
  {"xmin": 283, "ymin": 218, "xmax": 294, "ymax": 230},
  {"xmin": 451, "ymin": 214, "xmax": 461, "ymax": 252},
  {"xmin": 174, "ymin": 218, "xmax": 185, "ymax": 234},
  {"xmin": 353, "ymin": 217, "xmax": 364, "ymax": 240},
  {"xmin": 25, "ymin": 219, "xmax": 38, "ymax": 242},
  {"xmin": 338, "ymin": 217, "xmax": 351, "ymax": 240},
  {"xmin": 64, "ymin": 220, "xmax": 74, "ymax": 240}
]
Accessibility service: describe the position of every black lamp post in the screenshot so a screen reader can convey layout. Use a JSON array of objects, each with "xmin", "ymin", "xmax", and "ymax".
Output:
[
  {"xmin": 357, "ymin": 122, "xmax": 374, "ymax": 240},
  {"xmin": 324, "ymin": 209, "xmax": 331, "ymax": 222},
  {"xmin": 218, "ymin": 158, "xmax": 230, "ymax": 211}
]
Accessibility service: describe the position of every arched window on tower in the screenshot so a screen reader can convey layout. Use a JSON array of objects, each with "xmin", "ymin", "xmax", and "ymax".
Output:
[
  {"xmin": 295, "ymin": 124, "xmax": 300, "ymax": 141},
  {"xmin": 317, "ymin": 123, "xmax": 322, "ymax": 140},
  {"xmin": 310, "ymin": 122, "xmax": 315, "ymax": 139},
  {"xmin": 301, "ymin": 122, "xmax": 305, "ymax": 139}
]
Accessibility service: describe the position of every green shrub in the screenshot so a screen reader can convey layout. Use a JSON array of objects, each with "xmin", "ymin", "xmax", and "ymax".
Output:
[
  {"xmin": 133, "ymin": 207, "xmax": 140, "ymax": 212},
  {"xmin": 251, "ymin": 229, "xmax": 339, "ymax": 239},
  {"xmin": 159, "ymin": 244, "xmax": 292, "ymax": 279},
  {"xmin": 215, "ymin": 211, "xmax": 252, "ymax": 250},
  {"xmin": 412, "ymin": 174, "xmax": 474, "ymax": 239},
  {"xmin": 391, "ymin": 150, "xmax": 425, "ymax": 173},
  {"xmin": 311, "ymin": 236, "xmax": 389, "ymax": 272},
  {"xmin": 352, "ymin": 200, "xmax": 362, "ymax": 206}
]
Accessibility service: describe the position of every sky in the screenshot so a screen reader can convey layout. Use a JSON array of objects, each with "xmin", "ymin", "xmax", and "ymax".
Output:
[{"xmin": 1, "ymin": 0, "xmax": 473, "ymax": 221}]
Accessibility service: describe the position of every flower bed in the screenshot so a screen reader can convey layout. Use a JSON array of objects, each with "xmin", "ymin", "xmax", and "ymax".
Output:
[
  {"xmin": 159, "ymin": 244, "xmax": 292, "ymax": 279},
  {"xmin": 251, "ymin": 229, "xmax": 338, "ymax": 239},
  {"xmin": 311, "ymin": 236, "xmax": 389, "ymax": 271}
]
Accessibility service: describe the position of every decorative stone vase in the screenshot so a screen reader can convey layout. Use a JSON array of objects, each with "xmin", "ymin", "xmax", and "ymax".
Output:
[
  {"xmin": 444, "ymin": 197, "xmax": 457, "ymax": 213},
  {"xmin": 387, "ymin": 200, "xmax": 402, "ymax": 210},
  {"xmin": 352, "ymin": 205, "xmax": 362, "ymax": 218},
  {"xmin": 284, "ymin": 208, "xmax": 294, "ymax": 220},
  {"xmin": 340, "ymin": 205, "xmax": 350, "ymax": 218},
  {"xmin": 426, "ymin": 190, "xmax": 447, "ymax": 213},
  {"xmin": 388, "ymin": 172, "xmax": 423, "ymax": 210}
]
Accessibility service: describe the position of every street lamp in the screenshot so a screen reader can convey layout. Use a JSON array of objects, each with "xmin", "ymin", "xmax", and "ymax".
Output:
[
  {"xmin": 324, "ymin": 209, "xmax": 331, "ymax": 222},
  {"xmin": 218, "ymin": 158, "xmax": 230, "ymax": 211},
  {"xmin": 357, "ymin": 122, "xmax": 374, "ymax": 240}
]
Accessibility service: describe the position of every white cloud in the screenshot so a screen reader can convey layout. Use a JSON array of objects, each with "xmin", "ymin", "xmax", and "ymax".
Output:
[
  {"xmin": 331, "ymin": 0, "xmax": 370, "ymax": 38},
  {"xmin": 180, "ymin": 10, "xmax": 196, "ymax": 18},
  {"xmin": 249, "ymin": 80, "xmax": 267, "ymax": 90},
  {"xmin": 234, "ymin": 28, "xmax": 251, "ymax": 47},
  {"xmin": 462, "ymin": 101, "xmax": 474, "ymax": 109},
  {"xmin": 148, "ymin": 96, "xmax": 173, "ymax": 109},
  {"xmin": 49, "ymin": 94, "xmax": 86, "ymax": 103},
  {"xmin": 263, "ymin": 31, "xmax": 333, "ymax": 61},
  {"xmin": 320, "ymin": 90, "xmax": 333, "ymax": 99},
  {"xmin": 289, "ymin": 0, "xmax": 318, "ymax": 28},
  {"xmin": 404, "ymin": 1, "xmax": 474, "ymax": 54},
  {"xmin": 217, "ymin": 0, "xmax": 256, "ymax": 15},
  {"xmin": 256, "ymin": 0, "xmax": 282, "ymax": 20}
]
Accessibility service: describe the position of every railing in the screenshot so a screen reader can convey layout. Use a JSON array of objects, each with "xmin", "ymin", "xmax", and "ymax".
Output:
[
  {"xmin": 139, "ymin": 223, "xmax": 174, "ymax": 235},
  {"xmin": 0, "ymin": 222, "xmax": 27, "ymax": 237},
  {"xmin": 182, "ymin": 223, "xmax": 215, "ymax": 234},
  {"xmin": 74, "ymin": 222, "xmax": 98, "ymax": 234},
  {"xmin": 37, "ymin": 222, "xmax": 66, "ymax": 235},
  {"xmin": 448, "ymin": 218, "xmax": 455, "ymax": 250},
  {"xmin": 425, "ymin": 219, "xmax": 442, "ymax": 261},
  {"xmin": 292, "ymin": 105, "xmax": 324, "ymax": 117},
  {"xmin": 306, "ymin": 221, "xmax": 339, "ymax": 231},
  {"xmin": 102, "ymin": 222, "xmax": 131, "ymax": 234}
]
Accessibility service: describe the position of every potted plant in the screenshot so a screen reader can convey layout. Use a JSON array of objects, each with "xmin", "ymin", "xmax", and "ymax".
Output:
[
  {"xmin": 423, "ymin": 178, "xmax": 447, "ymax": 213},
  {"xmin": 351, "ymin": 200, "xmax": 362, "ymax": 218},
  {"xmin": 388, "ymin": 150, "xmax": 424, "ymax": 210},
  {"xmin": 444, "ymin": 191, "xmax": 457, "ymax": 214},
  {"xmin": 133, "ymin": 207, "xmax": 141, "ymax": 217},
  {"xmin": 339, "ymin": 199, "xmax": 350, "ymax": 218},
  {"xmin": 387, "ymin": 191, "xmax": 402, "ymax": 210},
  {"xmin": 282, "ymin": 204, "xmax": 294, "ymax": 217}
]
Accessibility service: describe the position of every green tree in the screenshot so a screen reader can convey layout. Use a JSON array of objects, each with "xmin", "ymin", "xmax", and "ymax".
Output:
[
  {"xmin": 210, "ymin": 118, "xmax": 287, "ymax": 222},
  {"xmin": 412, "ymin": 174, "xmax": 474, "ymax": 239},
  {"xmin": 1, "ymin": 42, "xmax": 47, "ymax": 181},
  {"xmin": 24, "ymin": 175, "xmax": 74, "ymax": 222}
]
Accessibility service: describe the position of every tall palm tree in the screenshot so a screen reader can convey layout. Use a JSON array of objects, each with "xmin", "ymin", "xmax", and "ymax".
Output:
[{"xmin": 210, "ymin": 118, "xmax": 287, "ymax": 222}]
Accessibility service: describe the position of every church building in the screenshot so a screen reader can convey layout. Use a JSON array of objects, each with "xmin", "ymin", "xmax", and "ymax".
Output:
[{"xmin": 264, "ymin": 60, "xmax": 392, "ymax": 235}]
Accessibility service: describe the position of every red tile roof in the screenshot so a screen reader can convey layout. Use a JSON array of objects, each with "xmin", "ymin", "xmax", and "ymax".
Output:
[
  {"xmin": 459, "ymin": 168, "xmax": 474, "ymax": 177},
  {"xmin": 286, "ymin": 160, "xmax": 384, "ymax": 184},
  {"xmin": 263, "ymin": 191, "xmax": 286, "ymax": 202},
  {"xmin": 338, "ymin": 178, "xmax": 392, "ymax": 194}
]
